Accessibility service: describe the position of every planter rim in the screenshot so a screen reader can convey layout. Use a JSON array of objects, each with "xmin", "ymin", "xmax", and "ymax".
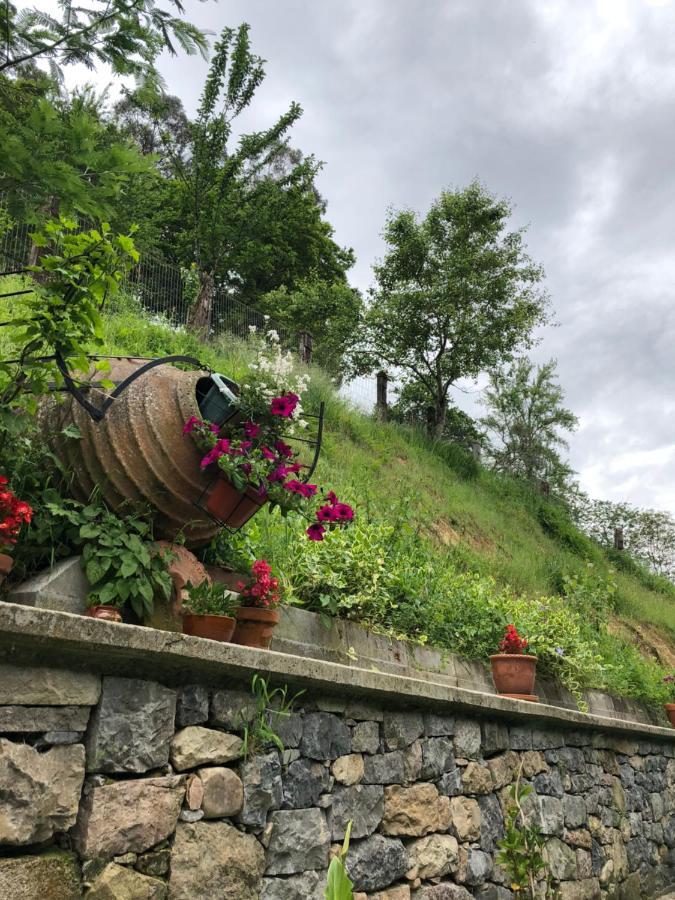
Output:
[
  {"xmin": 490, "ymin": 653, "xmax": 538, "ymax": 662},
  {"xmin": 665, "ymin": 702, "xmax": 675, "ymax": 709},
  {"xmin": 236, "ymin": 605, "xmax": 281, "ymax": 623},
  {"xmin": 0, "ymin": 552, "xmax": 13, "ymax": 570},
  {"xmin": 183, "ymin": 612, "xmax": 236, "ymax": 624}
]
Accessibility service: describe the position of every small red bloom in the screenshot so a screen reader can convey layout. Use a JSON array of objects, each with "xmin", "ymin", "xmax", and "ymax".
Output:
[
  {"xmin": 270, "ymin": 393, "xmax": 299, "ymax": 418},
  {"xmin": 306, "ymin": 523, "xmax": 326, "ymax": 541}
]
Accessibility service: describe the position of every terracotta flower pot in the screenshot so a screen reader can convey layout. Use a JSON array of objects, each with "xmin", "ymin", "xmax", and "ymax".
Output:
[
  {"xmin": 86, "ymin": 605, "xmax": 123, "ymax": 623},
  {"xmin": 490, "ymin": 653, "xmax": 538, "ymax": 698},
  {"xmin": 205, "ymin": 478, "xmax": 267, "ymax": 529},
  {"xmin": 665, "ymin": 703, "xmax": 675, "ymax": 727},
  {"xmin": 232, "ymin": 606, "xmax": 280, "ymax": 650},
  {"xmin": 0, "ymin": 553, "xmax": 13, "ymax": 588},
  {"xmin": 182, "ymin": 613, "xmax": 236, "ymax": 642}
]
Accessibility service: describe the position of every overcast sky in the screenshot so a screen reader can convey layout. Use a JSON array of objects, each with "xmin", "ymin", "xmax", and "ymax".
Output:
[{"xmin": 62, "ymin": 0, "xmax": 675, "ymax": 512}]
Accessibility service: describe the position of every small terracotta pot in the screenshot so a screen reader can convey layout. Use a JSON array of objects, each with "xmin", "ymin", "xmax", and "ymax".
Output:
[
  {"xmin": 490, "ymin": 654, "xmax": 538, "ymax": 696},
  {"xmin": 0, "ymin": 553, "xmax": 13, "ymax": 588},
  {"xmin": 205, "ymin": 479, "xmax": 267, "ymax": 529},
  {"xmin": 182, "ymin": 613, "xmax": 236, "ymax": 642},
  {"xmin": 665, "ymin": 703, "xmax": 675, "ymax": 728},
  {"xmin": 86, "ymin": 605, "xmax": 123, "ymax": 623},
  {"xmin": 232, "ymin": 606, "xmax": 280, "ymax": 650}
]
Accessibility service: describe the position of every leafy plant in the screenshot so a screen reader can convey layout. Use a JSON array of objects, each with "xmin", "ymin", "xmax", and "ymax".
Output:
[
  {"xmin": 497, "ymin": 764, "xmax": 556, "ymax": 898},
  {"xmin": 241, "ymin": 674, "xmax": 304, "ymax": 759},
  {"xmin": 182, "ymin": 579, "xmax": 240, "ymax": 617},
  {"xmin": 0, "ymin": 475, "xmax": 32, "ymax": 551},
  {"xmin": 0, "ymin": 218, "xmax": 138, "ymax": 433},
  {"xmin": 42, "ymin": 496, "xmax": 173, "ymax": 617},
  {"xmin": 236, "ymin": 560, "xmax": 283, "ymax": 609},
  {"xmin": 325, "ymin": 820, "xmax": 354, "ymax": 900}
]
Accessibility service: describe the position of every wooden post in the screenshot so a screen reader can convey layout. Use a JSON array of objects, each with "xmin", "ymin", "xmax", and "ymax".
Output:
[
  {"xmin": 299, "ymin": 331, "xmax": 313, "ymax": 364},
  {"xmin": 614, "ymin": 527, "xmax": 624, "ymax": 551},
  {"xmin": 426, "ymin": 406, "xmax": 436, "ymax": 437},
  {"xmin": 539, "ymin": 480, "xmax": 550, "ymax": 496},
  {"xmin": 376, "ymin": 371, "xmax": 388, "ymax": 422}
]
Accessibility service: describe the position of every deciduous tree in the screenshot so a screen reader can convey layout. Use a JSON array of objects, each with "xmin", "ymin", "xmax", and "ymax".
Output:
[{"xmin": 353, "ymin": 182, "xmax": 549, "ymax": 437}]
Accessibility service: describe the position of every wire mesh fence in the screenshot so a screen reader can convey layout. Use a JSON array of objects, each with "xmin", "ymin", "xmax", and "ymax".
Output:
[{"xmin": 0, "ymin": 199, "xmax": 295, "ymax": 346}]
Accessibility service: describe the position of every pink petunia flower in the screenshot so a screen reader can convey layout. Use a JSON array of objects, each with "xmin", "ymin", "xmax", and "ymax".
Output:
[
  {"xmin": 183, "ymin": 416, "xmax": 201, "ymax": 435},
  {"xmin": 270, "ymin": 393, "xmax": 299, "ymax": 418},
  {"xmin": 333, "ymin": 503, "xmax": 354, "ymax": 522},
  {"xmin": 274, "ymin": 440, "xmax": 294, "ymax": 458},
  {"xmin": 316, "ymin": 504, "xmax": 338, "ymax": 523},
  {"xmin": 325, "ymin": 490, "xmax": 339, "ymax": 505},
  {"xmin": 243, "ymin": 421, "xmax": 260, "ymax": 438},
  {"xmin": 306, "ymin": 523, "xmax": 326, "ymax": 541},
  {"xmin": 260, "ymin": 446, "xmax": 277, "ymax": 461}
]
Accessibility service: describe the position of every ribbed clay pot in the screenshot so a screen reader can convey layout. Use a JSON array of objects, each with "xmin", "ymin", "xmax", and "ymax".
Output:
[
  {"xmin": 0, "ymin": 553, "xmax": 13, "ymax": 587},
  {"xmin": 182, "ymin": 613, "xmax": 236, "ymax": 642},
  {"xmin": 40, "ymin": 359, "xmax": 231, "ymax": 547},
  {"xmin": 205, "ymin": 479, "xmax": 267, "ymax": 530},
  {"xmin": 665, "ymin": 703, "xmax": 675, "ymax": 727},
  {"xmin": 86, "ymin": 605, "xmax": 123, "ymax": 622},
  {"xmin": 232, "ymin": 606, "xmax": 280, "ymax": 650},
  {"xmin": 490, "ymin": 653, "xmax": 538, "ymax": 696}
]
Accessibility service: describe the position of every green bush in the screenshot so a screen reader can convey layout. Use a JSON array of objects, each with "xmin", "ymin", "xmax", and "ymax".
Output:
[{"xmin": 537, "ymin": 501, "xmax": 601, "ymax": 561}]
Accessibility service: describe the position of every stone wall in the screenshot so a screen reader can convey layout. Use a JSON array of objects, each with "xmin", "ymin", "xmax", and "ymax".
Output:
[{"xmin": 0, "ymin": 658, "xmax": 674, "ymax": 900}]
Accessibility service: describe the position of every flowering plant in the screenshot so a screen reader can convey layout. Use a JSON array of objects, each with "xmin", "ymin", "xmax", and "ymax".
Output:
[
  {"xmin": 498, "ymin": 623, "xmax": 529, "ymax": 655},
  {"xmin": 184, "ymin": 330, "xmax": 354, "ymax": 541},
  {"xmin": 0, "ymin": 476, "xmax": 32, "ymax": 550},
  {"xmin": 663, "ymin": 674, "xmax": 675, "ymax": 702},
  {"xmin": 237, "ymin": 560, "xmax": 282, "ymax": 609}
]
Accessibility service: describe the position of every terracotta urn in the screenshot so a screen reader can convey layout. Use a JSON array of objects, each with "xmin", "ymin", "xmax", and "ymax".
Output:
[
  {"xmin": 490, "ymin": 653, "xmax": 538, "ymax": 699},
  {"xmin": 205, "ymin": 478, "xmax": 267, "ymax": 530},
  {"xmin": 41, "ymin": 360, "xmax": 234, "ymax": 547},
  {"xmin": 665, "ymin": 703, "xmax": 675, "ymax": 727},
  {"xmin": 86, "ymin": 605, "xmax": 123, "ymax": 623},
  {"xmin": 232, "ymin": 606, "xmax": 280, "ymax": 650},
  {"xmin": 182, "ymin": 613, "xmax": 236, "ymax": 642},
  {"xmin": 0, "ymin": 553, "xmax": 13, "ymax": 587}
]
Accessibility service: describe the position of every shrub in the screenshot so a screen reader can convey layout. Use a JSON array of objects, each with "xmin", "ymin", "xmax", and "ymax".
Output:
[{"xmin": 537, "ymin": 501, "xmax": 601, "ymax": 560}]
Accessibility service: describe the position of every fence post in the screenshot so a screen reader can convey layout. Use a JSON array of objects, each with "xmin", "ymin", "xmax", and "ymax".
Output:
[
  {"xmin": 375, "ymin": 371, "xmax": 388, "ymax": 422},
  {"xmin": 614, "ymin": 527, "xmax": 624, "ymax": 551},
  {"xmin": 299, "ymin": 331, "xmax": 313, "ymax": 364},
  {"xmin": 539, "ymin": 480, "xmax": 550, "ymax": 496}
]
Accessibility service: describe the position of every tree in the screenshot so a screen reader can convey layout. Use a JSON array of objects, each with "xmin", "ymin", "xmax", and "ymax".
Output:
[
  {"xmin": 353, "ymin": 182, "xmax": 549, "ymax": 438},
  {"xmin": 170, "ymin": 23, "xmax": 302, "ymax": 334},
  {"xmin": 481, "ymin": 358, "xmax": 578, "ymax": 491},
  {"xmin": 0, "ymin": 76, "xmax": 151, "ymax": 225},
  {"xmin": 259, "ymin": 277, "xmax": 363, "ymax": 378},
  {"xmin": 0, "ymin": 0, "xmax": 207, "ymax": 79},
  {"xmin": 390, "ymin": 379, "xmax": 486, "ymax": 450}
]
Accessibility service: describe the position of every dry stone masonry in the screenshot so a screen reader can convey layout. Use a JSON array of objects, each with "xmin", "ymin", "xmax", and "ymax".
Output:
[{"xmin": 0, "ymin": 663, "xmax": 673, "ymax": 898}]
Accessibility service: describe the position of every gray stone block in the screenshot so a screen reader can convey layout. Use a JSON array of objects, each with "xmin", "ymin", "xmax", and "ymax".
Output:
[
  {"xmin": 175, "ymin": 684, "xmax": 209, "ymax": 728},
  {"xmin": 345, "ymin": 833, "xmax": 408, "ymax": 892},
  {"xmin": 0, "ymin": 705, "xmax": 90, "ymax": 733},
  {"xmin": 85, "ymin": 676, "xmax": 176, "ymax": 774},
  {"xmin": 281, "ymin": 758, "xmax": 330, "ymax": 808},
  {"xmin": 264, "ymin": 808, "xmax": 330, "ymax": 875},
  {"xmin": 8, "ymin": 556, "xmax": 88, "ymax": 614},
  {"xmin": 330, "ymin": 783, "xmax": 384, "ymax": 839},
  {"xmin": 238, "ymin": 751, "xmax": 282, "ymax": 829},
  {"xmin": 0, "ymin": 662, "xmax": 100, "ymax": 706},
  {"xmin": 301, "ymin": 712, "xmax": 350, "ymax": 760}
]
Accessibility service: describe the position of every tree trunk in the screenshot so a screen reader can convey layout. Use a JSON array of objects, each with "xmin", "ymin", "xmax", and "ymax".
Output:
[
  {"xmin": 27, "ymin": 196, "xmax": 59, "ymax": 278},
  {"xmin": 432, "ymin": 399, "xmax": 447, "ymax": 440},
  {"xmin": 188, "ymin": 270, "xmax": 215, "ymax": 340}
]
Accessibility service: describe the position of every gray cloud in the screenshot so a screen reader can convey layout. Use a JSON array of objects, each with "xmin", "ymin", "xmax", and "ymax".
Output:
[{"xmin": 148, "ymin": 0, "xmax": 675, "ymax": 511}]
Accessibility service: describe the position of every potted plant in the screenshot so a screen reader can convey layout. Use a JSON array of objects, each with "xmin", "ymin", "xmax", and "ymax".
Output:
[
  {"xmin": 184, "ymin": 329, "xmax": 355, "ymax": 537},
  {"xmin": 85, "ymin": 598, "xmax": 125, "ymax": 622},
  {"xmin": 182, "ymin": 579, "xmax": 240, "ymax": 642},
  {"xmin": 663, "ymin": 675, "xmax": 675, "ymax": 727},
  {"xmin": 0, "ymin": 476, "xmax": 32, "ymax": 587},
  {"xmin": 232, "ymin": 559, "xmax": 284, "ymax": 650},
  {"xmin": 490, "ymin": 624, "xmax": 538, "ymax": 700}
]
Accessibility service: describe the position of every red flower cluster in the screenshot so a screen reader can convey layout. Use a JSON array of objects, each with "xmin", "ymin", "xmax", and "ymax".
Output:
[
  {"xmin": 499, "ymin": 623, "xmax": 528, "ymax": 655},
  {"xmin": 237, "ymin": 559, "xmax": 281, "ymax": 608},
  {"xmin": 306, "ymin": 491, "xmax": 354, "ymax": 541},
  {"xmin": 0, "ymin": 476, "xmax": 32, "ymax": 548}
]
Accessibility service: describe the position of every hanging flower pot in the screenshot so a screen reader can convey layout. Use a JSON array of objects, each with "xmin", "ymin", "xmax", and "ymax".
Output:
[
  {"xmin": 86, "ymin": 605, "xmax": 123, "ymax": 623},
  {"xmin": 204, "ymin": 478, "xmax": 267, "ymax": 530},
  {"xmin": 232, "ymin": 606, "xmax": 280, "ymax": 650},
  {"xmin": 490, "ymin": 624, "xmax": 538, "ymax": 701},
  {"xmin": 183, "ymin": 613, "xmax": 236, "ymax": 642},
  {"xmin": 0, "ymin": 553, "xmax": 13, "ymax": 588},
  {"xmin": 664, "ymin": 704, "xmax": 675, "ymax": 728}
]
